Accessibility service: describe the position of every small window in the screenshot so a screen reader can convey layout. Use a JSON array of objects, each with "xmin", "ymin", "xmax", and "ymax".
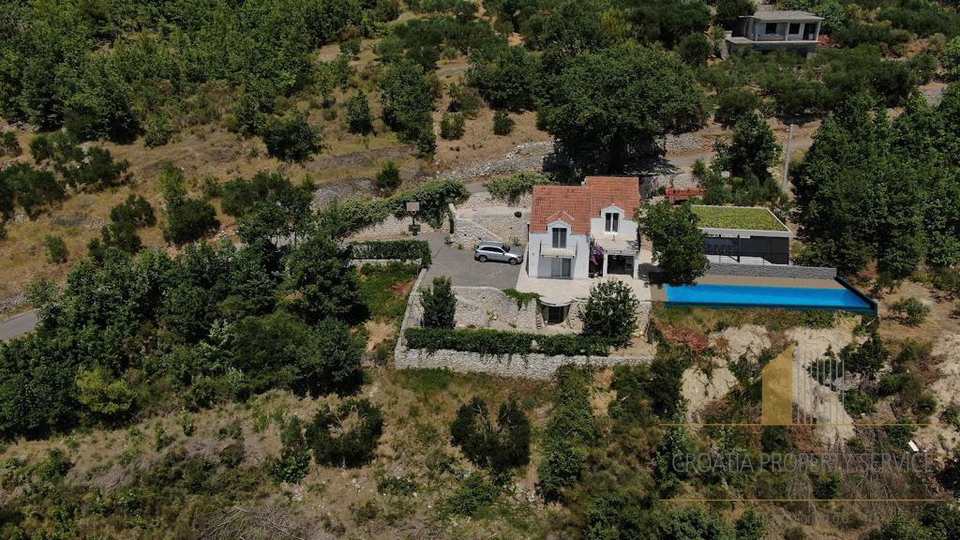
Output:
[
  {"xmin": 765, "ymin": 22, "xmax": 778, "ymax": 34},
  {"xmin": 604, "ymin": 212, "xmax": 620, "ymax": 233},
  {"xmin": 552, "ymin": 227, "xmax": 567, "ymax": 249}
]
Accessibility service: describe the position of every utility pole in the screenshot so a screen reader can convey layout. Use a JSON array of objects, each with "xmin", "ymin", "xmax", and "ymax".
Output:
[{"xmin": 781, "ymin": 123, "xmax": 794, "ymax": 194}]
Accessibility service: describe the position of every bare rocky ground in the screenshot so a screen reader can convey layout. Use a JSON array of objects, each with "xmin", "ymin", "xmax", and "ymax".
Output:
[
  {"xmin": 915, "ymin": 331, "xmax": 960, "ymax": 455},
  {"xmin": 681, "ymin": 319, "xmax": 861, "ymax": 446}
]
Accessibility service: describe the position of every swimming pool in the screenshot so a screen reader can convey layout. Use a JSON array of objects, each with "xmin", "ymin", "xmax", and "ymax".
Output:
[{"xmin": 664, "ymin": 283, "xmax": 876, "ymax": 313}]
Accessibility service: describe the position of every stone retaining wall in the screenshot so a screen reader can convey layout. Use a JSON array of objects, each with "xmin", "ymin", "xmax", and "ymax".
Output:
[
  {"xmin": 705, "ymin": 263, "xmax": 837, "ymax": 280},
  {"xmin": 450, "ymin": 203, "xmax": 528, "ymax": 248},
  {"xmin": 395, "ymin": 346, "xmax": 652, "ymax": 380},
  {"xmin": 406, "ymin": 284, "xmax": 539, "ymax": 332},
  {"xmin": 349, "ymin": 258, "xmax": 424, "ymax": 267},
  {"xmin": 393, "ymin": 269, "xmax": 654, "ymax": 379}
]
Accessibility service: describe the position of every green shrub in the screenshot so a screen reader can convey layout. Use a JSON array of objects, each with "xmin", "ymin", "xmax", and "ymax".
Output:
[
  {"xmin": 267, "ymin": 416, "xmax": 311, "ymax": 484},
  {"xmin": 44, "ymin": 234, "xmax": 68, "ymax": 263},
  {"xmin": 714, "ymin": 87, "xmax": 761, "ymax": 127},
  {"xmin": 218, "ymin": 442, "xmax": 245, "ymax": 468},
  {"xmin": 374, "ymin": 161, "xmax": 402, "ymax": 193},
  {"xmin": 735, "ymin": 509, "xmax": 765, "ymax": 540},
  {"xmin": 61, "ymin": 146, "xmax": 131, "ymax": 192},
  {"xmin": 143, "ymin": 115, "xmax": 175, "ymax": 148},
  {"xmin": 944, "ymin": 36, "xmax": 960, "ymax": 81},
  {"xmin": 163, "ymin": 198, "xmax": 220, "ymax": 245},
  {"xmin": 306, "ymin": 398, "xmax": 384, "ymax": 468},
  {"xmin": 346, "ymin": 92, "xmax": 374, "ymax": 135},
  {"xmin": 447, "ymin": 84, "xmax": 483, "ymax": 117},
  {"xmin": 261, "ymin": 112, "xmax": 323, "ymax": 162},
  {"xmin": 351, "ymin": 240, "xmax": 432, "ymax": 267},
  {"xmin": 677, "ymin": 33, "xmax": 713, "ymax": 66},
  {"xmin": 97, "ymin": 194, "xmax": 156, "ymax": 254},
  {"xmin": 0, "ymin": 220, "xmax": 6, "ymax": 241},
  {"xmin": 318, "ymin": 178, "xmax": 469, "ymax": 237},
  {"xmin": 450, "ymin": 397, "xmax": 531, "ymax": 474},
  {"xmin": 537, "ymin": 365, "xmax": 596, "ymax": 501},
  {"xmin": 0, "ymin": 163, "xmax": 65, "ymax": 219},
  {"xmin": 1, "ymin": 131, "xmax": 21, "ymax": 156},
  {"xmin": 484, "ymin": 172, "xmax": 544, "ymax": 204},
  {"xmin": 716, "ymin": 0, "xmax": 757, "ymax": 30},
  {"xmin": 492, "ymin": 110, "xmax": 515, "ymax": 135},
  {"xmin": 76, "ymin": 365, "xmax": 135, "ymax": 420},
  {"xmin": 405, "ymin": 327, "xmax": 611, "ymax": 356},
  {"xmin": 890, "ymin": 297, "xmax": 930, "ymax": 326},
  {"xmin": 844, "ymin": 388, "xmax": 877, "ymax": 416},
  {"xmin": 420, "ymin": 276, "xmax": 456, "ymax": 329},
  {"xmin": 440, "ymin": 112, "xmax": 466, "ymax": 140},
  {"xmin": 579, "ymin": 279, "xmax": 641, "ymax": 348},
  {"xmin": 380, "ymin": 59, "xmax": 437, "ymax": 154},
  {"xmin": 884, "ymin": 417, "xmax": 917, "ymax": 448},
  {"xmin": 840, "ymin": 331, "xmax": 888, "ymax": 377},
  {"xmin": 439, "ymin": 472, "xmax": 500, "ymax": 518}
]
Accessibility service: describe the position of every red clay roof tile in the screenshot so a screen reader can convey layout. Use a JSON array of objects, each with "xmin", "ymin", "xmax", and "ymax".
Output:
[{"xmin": 530, "ymin": 176, "xmax": 640, "ymax": 235}]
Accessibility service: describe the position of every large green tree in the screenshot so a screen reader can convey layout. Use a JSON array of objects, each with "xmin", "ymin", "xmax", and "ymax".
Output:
[
  {"xmin": 793, "ymin": 91, "xmax": 960, "ymax": 277},
  {"xmin": 286, "ymin": 235, "xmax": 368, "ymax": 325},
  {"xmin": 638, "ymin": 201, "xmax": 707, "ymax": 285},
  {"xmin": 538, "ymin": 44, "xmax": 706, "ymax": 173}
]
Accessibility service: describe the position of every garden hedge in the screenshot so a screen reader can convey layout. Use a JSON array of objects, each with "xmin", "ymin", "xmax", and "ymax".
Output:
[
  {"xmin": 405, "ymin": 327, "xmax": 610, "ymax": 356},
  {"xmin": 351, "ymin": 240, "xmax": 432, "ymax": 267}
]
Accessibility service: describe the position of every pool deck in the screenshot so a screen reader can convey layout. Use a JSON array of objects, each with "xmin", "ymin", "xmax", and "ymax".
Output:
[{"xmin": 649, "ymin": 275, "xmax": 844, "ymax": 302}]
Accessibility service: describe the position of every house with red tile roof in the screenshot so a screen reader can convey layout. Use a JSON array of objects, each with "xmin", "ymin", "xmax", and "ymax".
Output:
[{"xmin": 528, "ymin": 176, "xmax": 641, "ymax": 280}]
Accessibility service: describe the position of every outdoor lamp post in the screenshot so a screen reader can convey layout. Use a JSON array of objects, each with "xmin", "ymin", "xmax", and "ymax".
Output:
[{"xmin": 406, "ymin": 200, "xmax": 421, "ymax": 236}]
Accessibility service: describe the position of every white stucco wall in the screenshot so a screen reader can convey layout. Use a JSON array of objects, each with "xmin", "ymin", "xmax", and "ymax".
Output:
[{"xmin": 528, "ymin": 231, "xmax": 589, "ymax": 279}]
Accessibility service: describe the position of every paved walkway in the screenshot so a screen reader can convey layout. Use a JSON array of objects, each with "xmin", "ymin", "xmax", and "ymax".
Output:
[
  {"xmin": 0, "ymin": 310, "xmax": 38, "ymax": 341},
  {"xmin": 514, "ymin": 248, "xmax": 654, "ymax": 305}
]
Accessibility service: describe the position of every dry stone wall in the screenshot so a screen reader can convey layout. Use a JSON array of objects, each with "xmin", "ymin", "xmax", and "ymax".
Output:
[
  {"xmin": 394, "ymin": 270, "xmax": 654, "ymax": 379},
  {"xmin": 706, "ymin": 263, "xmax": 837, "ymax": 280}
]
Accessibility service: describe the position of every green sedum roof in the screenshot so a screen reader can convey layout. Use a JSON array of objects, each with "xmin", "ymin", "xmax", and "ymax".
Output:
[{"xmin": 691, "ymin": 205, "xmax": 788, "ymax": 232}]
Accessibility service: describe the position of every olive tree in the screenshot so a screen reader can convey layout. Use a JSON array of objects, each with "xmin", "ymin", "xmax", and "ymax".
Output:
[{"xmin": 579, "ymin": 279, "xmax": 640, "ymax": 347}]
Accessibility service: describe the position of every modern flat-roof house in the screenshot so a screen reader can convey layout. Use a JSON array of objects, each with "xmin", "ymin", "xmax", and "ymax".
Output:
[
  {"xmin": 692, "ymin": 205, "xmax": 792, "ymax": 265},
  {"xmin": 527, "ymin": 176, "xmax": 641, "ymax": 280},
  {"xmin": 724, "ymin": 10, "xmax": 823, "ymax": 58}
]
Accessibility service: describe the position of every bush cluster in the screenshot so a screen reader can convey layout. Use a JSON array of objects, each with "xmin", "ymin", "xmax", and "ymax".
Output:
[
  {"xmin": 405, "ymin": 327, "xmax": 611, "ymax": 356},
  {"xmin": 350, "ymin": 240, "xmax": 432, "ymax": 267},
  {"xmin": 484, "ymin": 173, "xmax": 545, "ymax": 204},
  {"xmin": 450, "ymin": 397, "xmax": 531, "ymax": 475},
  {"xmin": 307, "ymin": 398, "xmax": 384, "ymax": 468},
  {"xmin": 319, "ymin": 178, "xmax": 470, "ymax": 237},
  {"xmin": 537, "ymin": 365, "xmax": 597, "ymax": 501}
]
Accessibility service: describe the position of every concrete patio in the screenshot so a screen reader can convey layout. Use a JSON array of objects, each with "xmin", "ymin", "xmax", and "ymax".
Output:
[{"xmin": 514, "ymin": 246, "xmax": 654, "ymax": 305}]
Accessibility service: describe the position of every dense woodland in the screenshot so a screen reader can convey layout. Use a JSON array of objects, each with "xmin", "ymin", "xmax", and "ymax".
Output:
[{"xmin": 1, "ymin": 0, "xmax": 960, "ymax": 538}]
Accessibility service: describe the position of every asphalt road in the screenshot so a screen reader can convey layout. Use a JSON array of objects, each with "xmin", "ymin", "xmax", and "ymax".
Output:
[
  {"xmin": 421, "ymin": 233, "xmax": 523, "ymax": 289},
  {"xmin": 0, "ymin": 310, "xmax": 38, "ymax": 341}
]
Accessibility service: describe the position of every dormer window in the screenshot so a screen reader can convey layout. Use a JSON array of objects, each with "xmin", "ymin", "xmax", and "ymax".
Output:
[{"xmin": 605, "ymin": 212, "xmax": 620, "ymax": 233}]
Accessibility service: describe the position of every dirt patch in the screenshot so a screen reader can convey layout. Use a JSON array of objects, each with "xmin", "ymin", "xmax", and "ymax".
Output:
[
  {"xmin": 913, "ymin": 332, "xmax": 960, "ymax": 455},
  {"xmin": 878, "ymin": 280, "xmax": 959, "ymax": 343},
  {"xmin": 365, "ymin": 320, "xmax": 397, "ymax": 352},
  {"xmin": 712, "ymin": 324, "xmax": 770, "ymax": 360}
]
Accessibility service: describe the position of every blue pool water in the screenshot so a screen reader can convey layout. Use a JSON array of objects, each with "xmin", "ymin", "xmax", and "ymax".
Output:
[{"xmin": 664, "ymin": 283, "xmax": 875, "ymax": 313}]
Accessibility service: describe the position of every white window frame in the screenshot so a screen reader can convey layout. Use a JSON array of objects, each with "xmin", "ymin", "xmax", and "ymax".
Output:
[
  {"xmin": 605, "ymin": 212, "xmax": 620, "ymax": 233},
  {"xmin": 552, "ymin": 227, "xmax": 567, "ymax": 249}
]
